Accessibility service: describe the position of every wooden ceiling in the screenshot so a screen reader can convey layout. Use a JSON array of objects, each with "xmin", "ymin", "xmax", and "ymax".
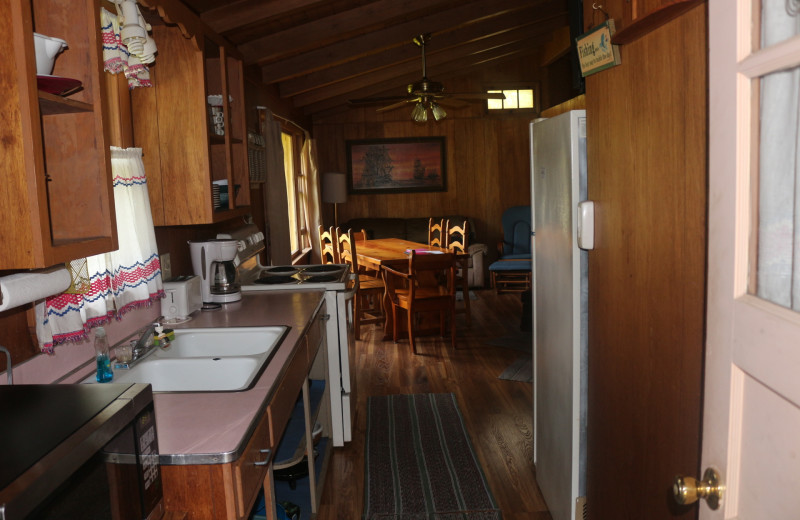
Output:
[{"xmin": 176, "ymin": 0, "xmax": 571, "ymax": 119}]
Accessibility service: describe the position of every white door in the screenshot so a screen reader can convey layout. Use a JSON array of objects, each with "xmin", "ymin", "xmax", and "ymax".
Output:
[{"xmin": 702, "ymin": 0, "xmax": 800, "ymax": 517}]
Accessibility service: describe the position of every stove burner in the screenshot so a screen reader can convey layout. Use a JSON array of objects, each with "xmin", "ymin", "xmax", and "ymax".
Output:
[
  {"xmin": 263, "ymin": 266, "xmax": 299, "ymax": 276},
  {"xmin": 302, "ymin": 274, "xmax": 338, "ymax": 283},
  {"xmin": 254, "ymin": 276, "xmax": 298, "ymax": 285},
  {"xmin": 303, "ymin": 265, "xmax": 343, "ymax": 273}
]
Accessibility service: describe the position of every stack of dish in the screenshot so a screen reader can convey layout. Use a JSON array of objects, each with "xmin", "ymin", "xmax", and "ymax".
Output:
[{"xmin": 212, "ymin": 183, "xmax": 221, "ymax": 209}]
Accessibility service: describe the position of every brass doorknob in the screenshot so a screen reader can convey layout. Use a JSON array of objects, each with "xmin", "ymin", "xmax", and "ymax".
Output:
[{"xmin": 673, "ymin": 468, "xmax": 723, "ymax": 510}]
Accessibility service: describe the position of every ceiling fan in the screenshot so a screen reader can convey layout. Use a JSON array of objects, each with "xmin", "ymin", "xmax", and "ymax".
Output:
[{"xmin": 348, "ymin": 34, "xmax": 505, "ymax": 122}]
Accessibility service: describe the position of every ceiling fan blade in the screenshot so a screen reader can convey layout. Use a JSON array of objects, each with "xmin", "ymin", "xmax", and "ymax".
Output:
[
  {"xmin": 446, "ymin": 92, "xmax": 506, "ymax": 100},
  {"xmin": 436, "ymin": 98, "xmax": 470, "ymax": 109},
  {"xmin": 348, "ymin": 95, "xmax": 411, "ymax": 106},
  {"xmin": 376, "ymin": 98, "xmax": 420, "ymax": 113}
]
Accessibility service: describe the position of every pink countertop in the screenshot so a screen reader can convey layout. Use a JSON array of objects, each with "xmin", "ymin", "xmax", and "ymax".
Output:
[{"xmin": 149, "ymin": 290, "xmax": 325, "ymax": 464}]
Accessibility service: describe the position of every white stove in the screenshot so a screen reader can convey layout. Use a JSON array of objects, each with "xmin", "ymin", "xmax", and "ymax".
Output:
[{"xmin": 223, "ymin": 225, "xmax": 357, "ymax": 447}]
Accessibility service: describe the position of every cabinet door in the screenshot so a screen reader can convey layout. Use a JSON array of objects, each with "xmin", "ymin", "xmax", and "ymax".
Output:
[
  {"xmin": 132, "ymin": 27, "xmax": 250, "ymax": 226},
  {"xmin": 1, "ymin": 0, "xmax": 116, "ymax": 269}
]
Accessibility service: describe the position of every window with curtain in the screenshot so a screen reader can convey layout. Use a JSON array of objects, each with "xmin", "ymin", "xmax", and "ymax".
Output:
[{"xmin": 282, "ymin": 130, "xmax": 309, "ymax": 256}]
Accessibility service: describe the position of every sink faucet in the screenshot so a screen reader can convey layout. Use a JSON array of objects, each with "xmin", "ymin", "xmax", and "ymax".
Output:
[
  {"xmin": 0, "ymin": 345, "xmax": 13, "ymax": 385},
  {"xmin": 131, "ymin": 323, "xmax": 159, "ymax": 362}
]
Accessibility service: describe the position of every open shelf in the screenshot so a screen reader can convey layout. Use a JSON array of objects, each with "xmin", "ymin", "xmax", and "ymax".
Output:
[{"xmin": 268, "ymin": 378, "xmax": 330, "ymax": 519}]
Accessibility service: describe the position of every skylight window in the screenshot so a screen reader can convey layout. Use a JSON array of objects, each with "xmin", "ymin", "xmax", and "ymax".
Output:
[{"xmin": 487, "ymin": 88, "xmax": 535, "ymax": 110}]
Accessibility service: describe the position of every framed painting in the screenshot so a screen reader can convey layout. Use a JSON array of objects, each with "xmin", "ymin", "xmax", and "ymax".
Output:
[{"xmin": 346, "ymin": 137, "xmax": 446, "ymax": 194}]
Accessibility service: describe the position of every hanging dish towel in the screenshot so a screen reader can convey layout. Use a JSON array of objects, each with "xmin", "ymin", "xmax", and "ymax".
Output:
[
  {"xmin": 39, "ymin": 147, "xmax": 163, "ymax": 353},
  {"xmin": 100, "ymin": 7, "xmax": 152, "ymax": 89}
]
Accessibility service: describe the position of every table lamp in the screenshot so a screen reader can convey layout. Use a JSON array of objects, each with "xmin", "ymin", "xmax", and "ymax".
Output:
[{"xmin": 322, "ymin": 172, "xmax": 347, "ymax": 228}]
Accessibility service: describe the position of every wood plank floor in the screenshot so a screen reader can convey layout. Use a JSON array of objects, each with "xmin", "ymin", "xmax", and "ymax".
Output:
[{"xmin": 315, "ymin": 289, "xmax": 553, "ymax": 520}]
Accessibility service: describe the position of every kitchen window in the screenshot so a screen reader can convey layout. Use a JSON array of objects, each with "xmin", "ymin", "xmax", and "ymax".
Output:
[{"xmin": 282, "ymin": 130, "xmax": 309, "ymax": 256}]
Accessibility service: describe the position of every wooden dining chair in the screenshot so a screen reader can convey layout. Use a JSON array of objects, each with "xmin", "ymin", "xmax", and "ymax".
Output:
[
  {"xmin": 350, "ymin": 228, "xmax": 378, "ymax": 276},
  {"xmin": 319, "ymin": 225, "xmax": 339, "ymax": 264},
  {"xmin": 447, "ymin": 220, "xmax": 471, "ymax": 326},
  {"xmin": 337, "ymin": 228, "xmax": 384, "ymax": 339},
  {"xmin": 427, "ymin": 218, "xmax": 449, "ymax": 248},
  {"xmin": 381, "ymin": 250, "xmax": 457, "ymax": 354}
]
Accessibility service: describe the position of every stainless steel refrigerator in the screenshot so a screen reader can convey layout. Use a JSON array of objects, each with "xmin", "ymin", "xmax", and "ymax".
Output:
[{"xmin": 530, "ymin": 110, "xmax": 588, "ymax": 520}]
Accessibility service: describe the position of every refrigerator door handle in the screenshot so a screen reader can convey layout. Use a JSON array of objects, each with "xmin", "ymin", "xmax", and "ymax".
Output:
[{"xmin": 578, "ymin": 201, "xmax": 595, "ymax": 250}]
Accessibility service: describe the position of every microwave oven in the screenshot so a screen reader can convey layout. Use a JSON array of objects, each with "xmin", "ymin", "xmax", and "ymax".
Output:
[{"xmin": 0, "ymin": 383, "xmax": 164, "ymax": 520}]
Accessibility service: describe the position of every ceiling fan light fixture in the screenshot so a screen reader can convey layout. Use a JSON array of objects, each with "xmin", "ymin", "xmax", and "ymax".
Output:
[
  {"xmin": 431, "ymin": 102, "xmax": 446, "ymax": 121},
  {"xmin": 412, "ymin": 102, "xmax": 428, "ymax": 122}
]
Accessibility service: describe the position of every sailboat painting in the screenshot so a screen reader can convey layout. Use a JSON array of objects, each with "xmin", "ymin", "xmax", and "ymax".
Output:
[{"xmin": 346, "ymin": 137, "xmax": 446, "ymax": 194}]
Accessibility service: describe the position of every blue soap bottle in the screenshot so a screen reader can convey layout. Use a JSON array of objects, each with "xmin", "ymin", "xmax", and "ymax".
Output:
[{"xmin": 94, "ymin": 326, "xmax": 113, "ymax": 383}]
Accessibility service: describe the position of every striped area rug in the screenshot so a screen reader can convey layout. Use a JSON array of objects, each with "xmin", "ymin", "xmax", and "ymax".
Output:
[{"xmin": 364, "ymin": 393, "xmax": 501, "ymax": 520}]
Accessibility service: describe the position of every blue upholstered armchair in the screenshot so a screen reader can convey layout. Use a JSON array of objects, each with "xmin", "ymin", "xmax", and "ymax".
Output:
[{"xmin": 488, "ymin": 205, "xmax": 532, "ymax": 293}]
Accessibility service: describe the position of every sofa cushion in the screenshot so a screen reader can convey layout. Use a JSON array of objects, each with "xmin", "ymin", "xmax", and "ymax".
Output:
[
  {"xmin": 405, "ymin": 217, "xmax": 431, "ymax": 244},
  {"xmin": 341, "ymin": 218, "xmax": 406, "ymax": 240}
]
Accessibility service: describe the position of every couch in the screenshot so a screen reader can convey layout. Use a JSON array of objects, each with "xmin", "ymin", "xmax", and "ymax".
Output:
[{"xmin": 340, "ymin": 216, "xmax": 488, "ymax": 288}]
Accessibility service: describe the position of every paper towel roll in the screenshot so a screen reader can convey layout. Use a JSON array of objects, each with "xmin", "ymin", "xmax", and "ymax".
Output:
[{"xmin": 0, "ymin": 268, "xmax": 72, "ymax": 312}]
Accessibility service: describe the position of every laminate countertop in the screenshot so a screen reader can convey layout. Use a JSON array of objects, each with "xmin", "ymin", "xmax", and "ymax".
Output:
[{"xmin": 78, "ymin": 290, "xmax": 324, "ymax": 465}]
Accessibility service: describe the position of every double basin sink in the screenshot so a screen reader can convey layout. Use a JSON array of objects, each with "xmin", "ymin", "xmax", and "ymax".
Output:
[{"xmin": 84, "ymin": 327, "xmax": 288, "ymax": 393}]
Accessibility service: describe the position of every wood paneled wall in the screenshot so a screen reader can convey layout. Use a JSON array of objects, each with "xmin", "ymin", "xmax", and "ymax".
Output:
[
  {"xmin": 311, "ymin": 58, "xmax": 576, "ymax": 264},
  {"xmin": 583, "ymin": 3, "xmax": 707, "ymax": 517}
]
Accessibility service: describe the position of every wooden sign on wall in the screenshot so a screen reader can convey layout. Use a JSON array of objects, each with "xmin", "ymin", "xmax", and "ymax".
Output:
[{"xmin": 576, "ymin": 21, "xmax": 622, "ymax": 77}]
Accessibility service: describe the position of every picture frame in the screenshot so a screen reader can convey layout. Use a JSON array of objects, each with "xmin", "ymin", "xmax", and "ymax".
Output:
[{"xmin": 346, "ymin": 137, "xmax": 447, "ymax": 194}]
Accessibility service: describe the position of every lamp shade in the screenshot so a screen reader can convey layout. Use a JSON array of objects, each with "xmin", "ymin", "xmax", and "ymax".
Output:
[{"xmin": 322, "ymin": 172, "xmax": 347, "ymax": 204}]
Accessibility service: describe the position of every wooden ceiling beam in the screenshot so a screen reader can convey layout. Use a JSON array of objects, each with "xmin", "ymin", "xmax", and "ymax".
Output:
[
  {"xmin": 239, "ymin": 0, "xmax": 462, "ymax": 65},
  {"xmin": 302, "ymin": 44, "xmax": 545, "ymax": 117},
  {"xmin": 258, "ymin": 0, "xmax": 559, "ymax": 83},
  {"xmin": 279, "ymin": 8, "xmax": 567, "ymax": 98},
  {"xmin": 290, "ymin": 31, "xmax": 556, "ymax": 108},
  {"xmin": 201, "ymin": 0, "xmax": 327, "ymax": 35}
]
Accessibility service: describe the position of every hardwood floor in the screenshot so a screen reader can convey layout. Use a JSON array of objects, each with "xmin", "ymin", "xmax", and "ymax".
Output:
[{"xmin": 316, "ymin": 289, "xmax": 552, "ymax": 520}]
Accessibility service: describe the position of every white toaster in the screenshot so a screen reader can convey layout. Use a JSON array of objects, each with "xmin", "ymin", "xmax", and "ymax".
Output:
[{"xmin": 162, "ymin": 275, "xmax": 202, "ymax": 320}]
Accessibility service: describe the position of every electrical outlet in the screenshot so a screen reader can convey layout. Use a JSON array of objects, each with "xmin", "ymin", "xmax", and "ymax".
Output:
[{"xmin": 160, "ymin": 253, "xmax": 172, "ymax": 281}]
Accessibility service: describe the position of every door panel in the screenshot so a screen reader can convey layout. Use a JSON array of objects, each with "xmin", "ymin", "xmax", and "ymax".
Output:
[
  {"xmin": 584, "ymin": 4, "xmax": 707, "ymax": 518},
  {"xmin": 703, "ymin": 0, "xmax": 800, "ymax": 518}
]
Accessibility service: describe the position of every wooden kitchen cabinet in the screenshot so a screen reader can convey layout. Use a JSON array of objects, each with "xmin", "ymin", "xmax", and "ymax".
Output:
[
  {"xmin": 131, "ymin": 23, "xmax": 251, "ymax": 226},
  {"xmin": 0, "ymin": 0, "xmax": 116, "ymax": 269}
]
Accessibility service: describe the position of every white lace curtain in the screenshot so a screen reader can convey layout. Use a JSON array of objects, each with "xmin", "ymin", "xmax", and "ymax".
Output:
[
  {"xmin": 756, "ymin": 2, "xmax": 800, "ymax": 310},
  {"xmin": 37, "ymin": 147, "xmax": 163, "ymax": 352}
]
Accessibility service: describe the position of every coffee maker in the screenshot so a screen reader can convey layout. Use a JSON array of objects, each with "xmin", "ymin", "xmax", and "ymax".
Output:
[{"xmin": 188, "ymin": 239, "xmax": 242, "ymax": 304}]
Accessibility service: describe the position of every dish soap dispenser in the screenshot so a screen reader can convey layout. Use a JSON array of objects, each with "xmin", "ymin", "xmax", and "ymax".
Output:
[{"xmin": 94, "ymin": 326, "xmax": 113, "ymax": 383}]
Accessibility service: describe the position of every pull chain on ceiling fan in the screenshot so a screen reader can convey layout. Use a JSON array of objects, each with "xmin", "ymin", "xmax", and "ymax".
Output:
[{"xmin": 348, "ymin": 33, "xmax": 505, "ymax": 122}]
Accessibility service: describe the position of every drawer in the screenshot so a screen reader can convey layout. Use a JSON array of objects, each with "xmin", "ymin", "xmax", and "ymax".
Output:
[
  {"xmin": 232, "ymin": 409, "xmax": 272, "ymax": 518},
  {"xmin": 268, "ymin": 338, "xmax": 308, "ymax": 446}
]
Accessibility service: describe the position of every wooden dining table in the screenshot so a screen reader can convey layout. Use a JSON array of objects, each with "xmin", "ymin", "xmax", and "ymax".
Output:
[{"xmin": 355, "ymin": 238, "xmax": 466, "ymax": 338}]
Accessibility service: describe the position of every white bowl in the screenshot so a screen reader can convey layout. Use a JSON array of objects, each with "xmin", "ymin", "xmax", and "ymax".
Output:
[{"xmin": 33, "ymin": 33, "xmax": 68, "ymax": 76}]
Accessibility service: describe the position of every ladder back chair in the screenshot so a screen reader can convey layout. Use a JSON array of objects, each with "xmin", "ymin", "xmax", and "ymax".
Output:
[
  {"xmin": 337, "ymin": 228, "xmax": 384, "ymax": 339},
  {"xmin": 447, "ymin": 220, "xmax": 472, "ymax": 326},
  {"xmin": 319, "ymin": 225, "xmax": 339, "ymax": 264},
  {"xmin": 381, "ymin": 250, "xmax": 458, "ymax": 354},
  {"xmin": 427, "ymin": 218, "xmax": 449, "ymax": 248}
]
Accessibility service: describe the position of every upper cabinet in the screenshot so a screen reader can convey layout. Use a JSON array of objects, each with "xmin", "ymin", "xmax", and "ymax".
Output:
[
  {"xmin": 0, "ymin": 0, "xmax": 116, "ymax": 269},
  {"xmin": 131, "ymin": 22, "xmax": 251, "ymax": 226}
]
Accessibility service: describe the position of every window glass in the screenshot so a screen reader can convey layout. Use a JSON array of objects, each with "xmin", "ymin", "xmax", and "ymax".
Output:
[
  {"xmin": 487, "ymin": 88, "xmax": 534, "ymax": 111},
  {"xmin": 282, "ymin": 132, "xmax": 298, "ymax": 252}
]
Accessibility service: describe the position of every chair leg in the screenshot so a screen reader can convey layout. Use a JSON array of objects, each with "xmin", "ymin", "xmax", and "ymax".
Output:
[
  {"xmin": 462, "ymin": 277, "xmax": 471, "ymax": 327},
  {"xmin": 408, "ymin": 308, "xmax": 417, "ymax": 355},
  {"xmin": 353, "ymin": 294, "xmax": 361, "ymax": 340},
  {"xmin": 392, "ymin": 305, "xmax": 399, "ymax": 343},
  {"xmin": 450, "ymin": 305, "xmax": 457, "ymax": 348}
]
